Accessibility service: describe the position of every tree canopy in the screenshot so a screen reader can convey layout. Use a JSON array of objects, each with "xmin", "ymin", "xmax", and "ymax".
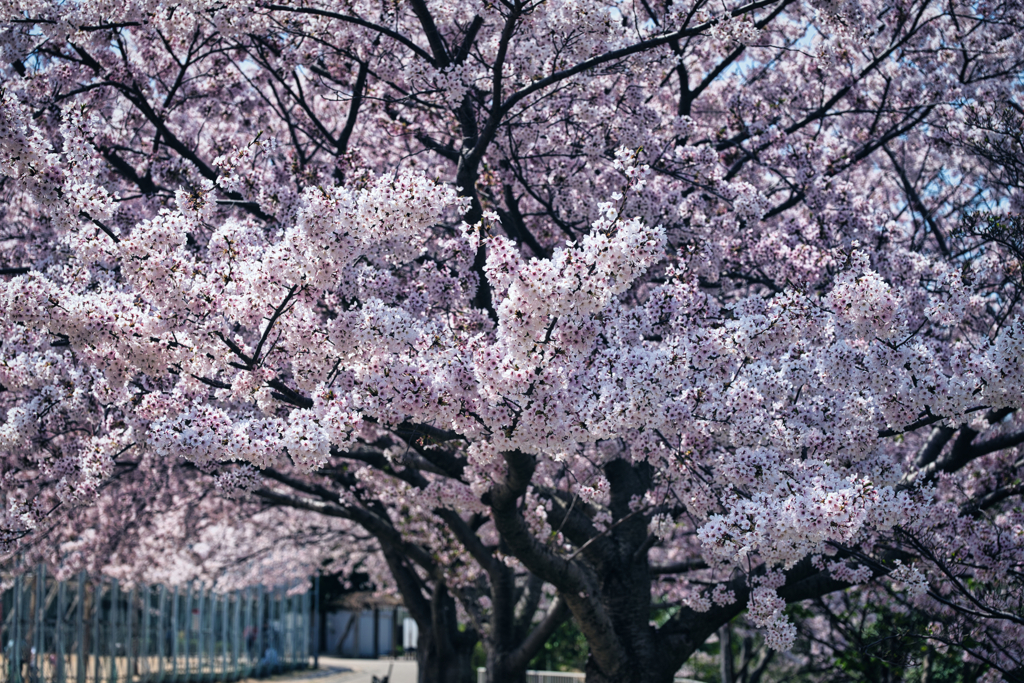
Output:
[{"xmin": 1, "ymin": 0, "xmax": 1023, "ymax": 680}]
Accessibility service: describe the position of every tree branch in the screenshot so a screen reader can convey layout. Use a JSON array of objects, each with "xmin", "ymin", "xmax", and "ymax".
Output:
[
  {"xmin": 507, "ymin": 595, "xmax": 570, "ymax": 672},
  {"xmin": 262, "ymin": 5, "xmax": 435, "ymax": 64}
]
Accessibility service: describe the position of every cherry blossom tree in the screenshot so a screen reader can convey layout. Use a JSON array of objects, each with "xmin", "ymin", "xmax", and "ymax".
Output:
[
  {"xmin": 1, "ymin": 440, "xmax": 360, "ymax": 593},
  {"xmin": 2, "ymin": 0, "xmax": 1024, "ymax": 681}
]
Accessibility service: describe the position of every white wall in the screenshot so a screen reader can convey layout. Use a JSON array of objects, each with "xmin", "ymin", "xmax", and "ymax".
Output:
[{"xmin": 323, "ymin": 608, "xmax": 405, "ymax": 657}]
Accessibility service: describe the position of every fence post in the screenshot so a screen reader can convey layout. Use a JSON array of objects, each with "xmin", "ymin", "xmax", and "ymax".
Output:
[
  {"xmin": 292, "ymin": 590, "xmax": 299, "ymax": 667},
  {"xmin": 208, "ymin": 591, "xmax": 215, "ymax": 679},
  {"xmin": 231, "ymin": 592, "xmax": 239, "ymax": 681},
  {"xmin": 273, "ymin": 589, "xmax": 280, "ymax": 671},
  {"xmin": 141, "ymin": 585, "xmax": 150, "ymax": 683},
  {"xmin": 277, "ymin": 589, "xmax": 284, "ymax": 670},
  {"xmin": 76, "ymin": 572, "xmax": 85, "ymax": 683},
  {"xmin": 300, "ymin": 588, "xmax": 307, "ymax": 668},
  {"xmin": 295, "ymin": 590, "xmax": 301, "ymax": 669},
  {"xmin": 208, "ymin": 589, "xmax": 215, "ymax": 679},
  {"xmin": 109, "ymin": 580, "xmax": 119, "ymax": 683},
  {"xmin": 13, "ymin": 574, "xmax": 22, "ymax": 683},
  {"xmin": 265, "ymin": 587, "xmax": 271, "ymax": 674},
  {"xmin": 285, "ymin": 591, "xmax": 293, "ymax": 668},
  {"xmin": 92, "ymin": 580, "xmax": 101, "ymax": 683},
  {"xmin": 282, "ymin": 592, "xmax": 289, "ymax": 669},
  {"xmin": 206, "ymin": 591, "xmax": 213, "ymax": 680},
  {"xmin": 57, "ymin": 578, "xmax": 67, "ymax": 683},
  {"xmin": 126, "ymin": 586, "xmax": 135, "ymax": 683},
  {"xmin": 170, "ymin": 587, "xmax": 179, "ymax": 681},
  {"xmin": 195, "ymin": 586, "xmax": 203, "ymax": 681},
  {"xmin": 207, "ymin": 589, "xmax": 212, "ymax": 677},
  {"xmin": 219, "ymin": 594, "xmax": 226, "ymax": 682},
  {"xmin": 250, "ymin": 589, "xmax": 260, "ymax": 679},
  {"xmin": 278, "ymin": 590, "xmax": 285, "ymax": 670},
  {"xmin": 198, "ymin": 585, "xmax": 205, "ymax": 681},
  {"xmin": 203, "ymin": 589, "xmax": 209, "ymax": 679},
  {"xmin": 156, "ymin": 586, "xmax": 166, "ymax": 683},
  {"xmin": 241, "ymin": 590, "xmax": 251, "ymax": 679},
  {"xmin": 202, "ymin": 587, "xmax": 208, "ymax": 679},
  {"xmin": 35, "ymin": 566, "xmax": 44, "ymax": 683},
  {"xmin": 312, "ymin": 577, "xmax": 318, "ymax": 670},
  {"xmin": 301, "ymin": 589, "xmax": 307, "ymax": 668},
  {"xmin": 183, "ymin": 585, "xmax": 192, "ymax": 679},
  {"xmin": 239, "ymin": 591, "xmax": 248, "ymax": 679},
  {"xmin": 208, "ymin": 592, "xmax": 216, "ymax": 680}
]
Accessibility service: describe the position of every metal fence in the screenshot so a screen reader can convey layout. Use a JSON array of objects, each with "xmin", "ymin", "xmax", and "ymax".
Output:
[
  {"xmin": 1, "ymin": 566, "xmax": 313, "ymax": 683},
  {"xmin": 476, "ymin": 669, "xmax": 706, "ymax": 682},
  {"xmin": 477, "ymin": 669, "xmax": 585, "ymax": 683}
]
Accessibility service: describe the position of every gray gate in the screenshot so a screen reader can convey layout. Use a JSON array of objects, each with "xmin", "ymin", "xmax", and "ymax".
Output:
[{"xmin": 1, "ymin": 566, "xmax": 313, "ymax": 683}]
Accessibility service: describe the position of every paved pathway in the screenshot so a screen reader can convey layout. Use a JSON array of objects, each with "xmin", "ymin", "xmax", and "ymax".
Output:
[{"xmin": 249, "ymin": 657, "xmax": 417, "ymax": 683}]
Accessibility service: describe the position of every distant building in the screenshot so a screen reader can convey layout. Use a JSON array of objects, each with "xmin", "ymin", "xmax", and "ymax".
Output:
[{"xmin": 320, "ymin": 592, "xmax": 411, "ymax": 658}]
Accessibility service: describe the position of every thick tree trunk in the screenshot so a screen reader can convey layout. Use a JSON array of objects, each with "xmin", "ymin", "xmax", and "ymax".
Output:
[
  {"xmin": 377, "ymin": 541, "xmax": 477, "ymax": 683},
  {"xmin": 484, "ymin": 650, "xmax": 527, "ymax": 683},
  {"xmin": 416, "ymin": 625, "xmax": 475, "ymax": 683},
  {"xmin": 489, "ymin": 454, "xmax": 724, "ymax": 683},
  {"xmin": 479, "ymin": 580, "xmax": 568, "ymax": 683},
  {"xmin": 583, "ymin": 651, "xmax": 680, "ymax": 683},
  {"xmin": 415, "ymin": 579, "xmax": 477, "ymax": 683},
  {"xmin": 570, "ymin": 461, "xmax": 687, "ymax": 683},
  {"xmin": 576, "ymin": 603, "xmax": 683, "ymax": 683},
  {"xmin": 490, "ymin": 452, "xmax": 919, "ymax": 683}
]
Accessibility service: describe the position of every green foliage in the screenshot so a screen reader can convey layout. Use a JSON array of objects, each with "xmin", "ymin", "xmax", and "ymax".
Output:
[
  {"xmin": 684, "ymin": 644, "xmax": 723, "ymax": 683},
  {"xmin": 528, "ymin": 617, "xmax": 589, "ymax": 672},
  {"xmin": 674, "ymin": 602, "xmax": 995, "ymax": 683},
  {"xmin": 793, "ymin": 599, "xmax": 989, "ymax": 683},
  {"xmin": 472, "ymin": 641, "xmax": 486, "ymax": 670}
]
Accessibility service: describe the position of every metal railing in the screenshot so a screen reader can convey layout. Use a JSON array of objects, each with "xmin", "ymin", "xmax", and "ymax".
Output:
[
  {"xmin": 476, "ymin": 668, "xmax": 706, "ymax": 682},
  {"xmin": 1, "ymin": 566, "xmax": 313, "ymax": 683},
  {"xmin": 476, "ymin": 669, "xmax": 585, "ymax": 683}
]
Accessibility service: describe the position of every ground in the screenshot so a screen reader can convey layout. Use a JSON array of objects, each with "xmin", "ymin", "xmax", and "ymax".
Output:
[{"xmin": 253, "ymin": 657, "xmax": 419, "ymax": 683}]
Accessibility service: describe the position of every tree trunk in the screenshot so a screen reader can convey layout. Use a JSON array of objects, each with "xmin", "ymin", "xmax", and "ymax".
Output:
[
  {"xmin": 416, "ymin": 625, "xmax": 475, "ymax": 683},
  {"xmin": 484, "ymin": 649, "xmax": 527, "ymax": 683},
  {"xmin": 575, "ymin": 461, "xmax": 682, "ymax": 683},
  {"xmin": 583, "ymin": 652, "xmax": 680, "ymax": 683},
  {"xmin": 720, "ymin": 624, "xmax": 735, "ymax": 683}
]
